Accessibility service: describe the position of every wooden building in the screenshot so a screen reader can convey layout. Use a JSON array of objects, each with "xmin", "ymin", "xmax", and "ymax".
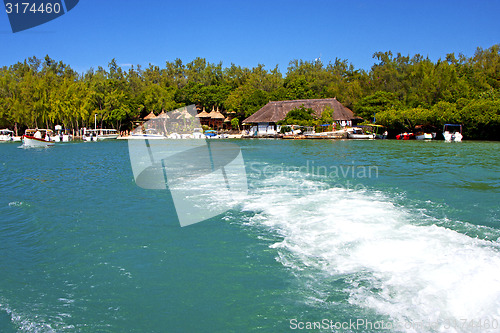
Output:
[{"xmin": 242, "ymin": 98, "xmax": 361, "ymax": 135}]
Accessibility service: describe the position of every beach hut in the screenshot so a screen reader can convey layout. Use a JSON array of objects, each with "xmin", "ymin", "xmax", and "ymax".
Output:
[
  {"xmin": 195, "ymin": 107, "xmax": 211, "ymax": 126},
  {"xmin": 208, "ymin": 107, "xmax": 225, "ymax": 130}
]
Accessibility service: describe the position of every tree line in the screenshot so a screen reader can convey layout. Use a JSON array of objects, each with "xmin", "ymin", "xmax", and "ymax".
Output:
[{"xmin": 0, "ymin": 45, "xmax": 498, "ymax": 139}]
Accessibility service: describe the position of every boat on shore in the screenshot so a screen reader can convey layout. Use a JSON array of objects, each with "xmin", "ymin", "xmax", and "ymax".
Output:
[
  {"xmin": 21, "ymin": 129, "xmax": 55, "ymax": 148},
  {"xmin": 443, "ymin": 124, "xmax": 463, "ymax": 142}
]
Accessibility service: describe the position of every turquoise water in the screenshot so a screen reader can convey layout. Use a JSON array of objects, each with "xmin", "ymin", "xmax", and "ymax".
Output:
[{"xmin": 0, "ymin": 139, "xmax": 499, "ymax": 332}]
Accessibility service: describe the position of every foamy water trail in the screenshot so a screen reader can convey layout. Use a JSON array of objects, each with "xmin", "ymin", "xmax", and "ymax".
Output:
[
  {"xmin": 0, "ymin": 298, "xmax": 58, "ymax": 333},
  {"xmin": 241, "ymin": 172, "xmax": 500, "ymax": 332}
]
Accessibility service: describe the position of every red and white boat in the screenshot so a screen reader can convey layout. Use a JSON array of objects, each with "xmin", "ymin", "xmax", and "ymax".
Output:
[
  {"xmin": 21, "ymin": 129, "xmax": 55, "ymax": 148},
  {"xmin": 396, "ymin": 132, "xmax": 415, "ymax": 140}
]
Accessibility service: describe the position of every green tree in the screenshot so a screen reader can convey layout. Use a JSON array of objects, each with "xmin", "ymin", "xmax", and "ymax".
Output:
[{"xmin": 354, "ymin": 91, "xmax": 401, "ymax": 121}]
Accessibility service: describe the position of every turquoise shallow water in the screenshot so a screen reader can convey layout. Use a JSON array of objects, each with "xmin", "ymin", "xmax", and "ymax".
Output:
[{"xmin": 0, "ymin": 139, "xmax": 499, "ymax": 332}]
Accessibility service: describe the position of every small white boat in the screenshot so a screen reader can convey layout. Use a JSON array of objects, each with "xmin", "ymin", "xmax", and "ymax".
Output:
[
  {"xmin": 0, "ymin": 129, "xmax": 14, "ymax": 142},
  {"xmin": 443, "ymin": 124, "xmax": 463, "ymax": 142},
  {"xmin": 21, "ymin": 129, "xmax": 55, "ymax": 148},
  {"xmin": 415, "ymin": 133, "xmax": 433, "ymax": 140},
  {"xmin": 346, "ymin": 127, "xmax": 375, "ymax": 139},
  {"xmin": 128, "ymin": 129, "xmax": 166, "ymax": 140},
  {"xmin": 193, "ymin": 128, "xmax": 204, "ymax": 139},
  {"xmin": 83, "ymin": 129, "xmax": 119, "ymax": 141}
]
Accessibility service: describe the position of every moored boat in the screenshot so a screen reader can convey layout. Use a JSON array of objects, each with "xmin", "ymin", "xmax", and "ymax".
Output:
[
  {"xmin": 359, "ymin": 124, "xmax": 387, "ymax": 139},
  {"xmin": 83, "ymin": 129, "xmax": 119, "ymax": 141},
  {"xmin": 128, "ymin": 128, "xmax": 166, "ymax": 140},
  {"xmin": 346, "ymin": 127, "xmax": 375, "ymax": 139},
  {"xmin": 0, "ymin": 129, "xmax": 14, "ymax": 142},
  {"xmin": 443, "ymin": 124, "xmax": 463, "ymax": 142},
  {"xmin": 415, "ymin": 132, "xmax": 433, "ymax": 140},
  {"xmin": 53, "ymin": 125, "xmax": 73, "ymax": 142},
  {"xmin": 396, "ymin": 132, "xmax": 414, "ymax": 140},
  {"xmin": 193, "ymin": 128, "xmax": 204, "ymax": 139}
]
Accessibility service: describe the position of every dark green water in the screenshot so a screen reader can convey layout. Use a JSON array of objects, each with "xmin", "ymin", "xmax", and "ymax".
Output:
[{"xmin": 0, "ymin": 139, "xmax": 499, "ymax": 332}]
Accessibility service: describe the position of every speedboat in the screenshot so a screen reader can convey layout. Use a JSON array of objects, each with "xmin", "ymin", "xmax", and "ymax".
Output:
[
  {"xmin": 443, "ymin": 124, "xmax": 463, "ymax": 142},
  {"xmin": 0, "ymin": 129, "xmax": 14, "ymax": 142},
  {"xmin": 21, "ymin": 129, "xmax": 55, "ymax": 148},
  {"xmin": 346, "ymin": 127, "xmax": 375, "ymax": 139},
  {"xmin": 83, "ymin": 129, "xmax": 119, "ymax": 141}
]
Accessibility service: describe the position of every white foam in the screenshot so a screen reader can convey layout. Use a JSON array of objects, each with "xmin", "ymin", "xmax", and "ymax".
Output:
[
  {"xmin": 8, "ymin": 201, "xmax": 26, "ymax": 207},
  {"xmin": 0, "ymin": 297, "xmax": 57, "ymax": 333},
  {"xmin": 241, "ymin": 174, "xmax": 500, "ymax": 332}
]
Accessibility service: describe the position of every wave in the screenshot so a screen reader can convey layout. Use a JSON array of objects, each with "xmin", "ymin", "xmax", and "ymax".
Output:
[
  {"xmin": 0, "ymin": 298, "xmax": 58, "ymax": 333},
  {"xmin": 240, "ymin": 172, "xmax": 500, "ymax": 332}
]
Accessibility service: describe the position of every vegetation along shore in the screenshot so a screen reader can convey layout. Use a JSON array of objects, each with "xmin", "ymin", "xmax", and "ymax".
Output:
[{"xmin": 0, "ymin": 45, "xmax": 498, "ymax": 140}]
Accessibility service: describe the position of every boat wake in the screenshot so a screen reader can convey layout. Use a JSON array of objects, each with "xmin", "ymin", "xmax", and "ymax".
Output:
[
  {"xmin": 239, "ymin": 171, "xmax": 500, "ymax": 332},
  {"xmin": 0, "ymin": 297, "xmax": 59, "ymax": 333}
]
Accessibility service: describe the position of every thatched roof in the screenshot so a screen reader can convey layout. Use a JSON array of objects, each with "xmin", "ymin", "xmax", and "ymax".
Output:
[
  {"xmin": 144, "ymin": 111, "xmax": 157, "ymax": 120},
  {"xmin": 207, "ymin": 107, "xmax": 225, "ymax": 119},
  {"xmin": 196, "ymin": 107, "xmax": 210, "ymax": 118},
  {"xmin": 210, "ymin": 110, "xmax": 225, "ymax": 119},
  {"xmin": 242, "ymin": 98, "xmax": 358, "ymax": 123}
]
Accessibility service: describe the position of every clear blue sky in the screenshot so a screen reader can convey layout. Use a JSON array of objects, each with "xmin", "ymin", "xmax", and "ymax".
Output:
[{"xmin": 1, "ymin": 0, "xmax": 499, "ymax": 75}]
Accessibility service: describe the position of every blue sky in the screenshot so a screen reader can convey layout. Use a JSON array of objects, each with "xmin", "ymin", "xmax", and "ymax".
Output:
[{"xmin": 0, "ymin": 0, "xmax": 499, "ymax": 75}]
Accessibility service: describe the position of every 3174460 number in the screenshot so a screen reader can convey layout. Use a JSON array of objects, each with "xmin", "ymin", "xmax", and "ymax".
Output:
[{"xmin": 5, "ymin": 2, "xmax": 61, "ymax": 14}]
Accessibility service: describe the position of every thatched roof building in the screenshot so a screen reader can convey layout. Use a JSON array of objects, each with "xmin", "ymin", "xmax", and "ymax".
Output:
[
  {"xmin": 243, "ymin": 98, "xmax": 358, "ymax": 124},
  {"xmin": 209, "ymin": 107, "xmax": 225, "ymax": 120}
]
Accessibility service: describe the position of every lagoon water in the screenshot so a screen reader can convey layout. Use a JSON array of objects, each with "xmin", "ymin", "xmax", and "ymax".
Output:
[{"xmin": 0, "ymin": 139, "xmax": 499, "ymax": 332}]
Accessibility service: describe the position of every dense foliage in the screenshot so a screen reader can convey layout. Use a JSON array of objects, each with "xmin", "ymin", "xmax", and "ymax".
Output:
[{"xmin": 0, "ymin": 45, "xmax": 498, "ymax": 139}]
